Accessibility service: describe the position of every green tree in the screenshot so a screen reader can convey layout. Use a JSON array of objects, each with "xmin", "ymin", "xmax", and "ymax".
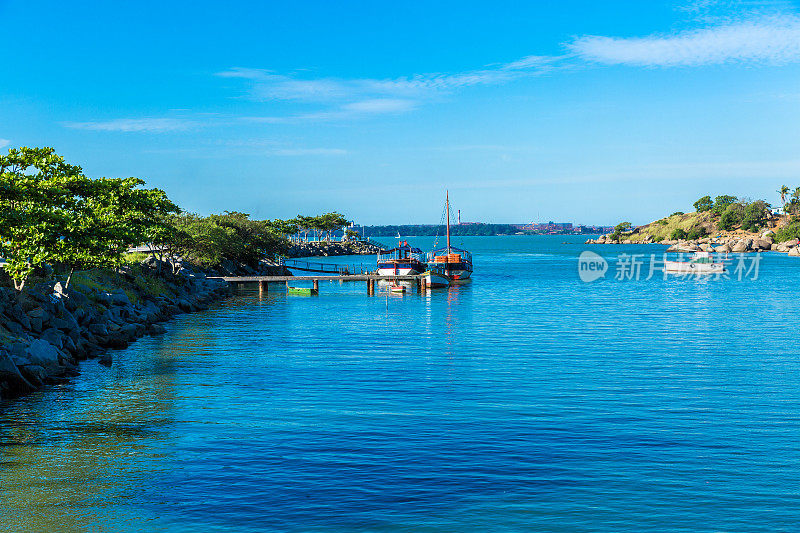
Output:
[
  {"xmin": 319, "ymin": 212, "xmax": 348, "ymax": 241},
  {"xmin": 269, "ymin": 218, "xmax": 299, "ymax": 238},
  {"xmin": 0, "ymin": 147, "xmax": 179, "ymax": 290},
  {"xmin": 741, "ymin": 200, "xmax": 769, "ymax": 232},
  {"xmin": 686, "ymin": 225, "xmax": 708, "ymax": 240},
  {"xmin": 718, "ymin": 203, "xmax": 744, "ymax": 230},
  {"xmin": 609, "ymin": 221, "xmax": 632, "ymax": 241},
  {"xmin": 693, "ymin": 196, "xmax": 713, "ymax": 212},
  {"xmin": 712, "ymin": 195, "xmax": 738, "ymax": 217}
]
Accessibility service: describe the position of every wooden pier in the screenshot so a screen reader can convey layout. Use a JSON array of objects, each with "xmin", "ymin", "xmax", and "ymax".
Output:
[{"xmin": 208, "ymin": 274, "xmax": 426, "ymax": 295}]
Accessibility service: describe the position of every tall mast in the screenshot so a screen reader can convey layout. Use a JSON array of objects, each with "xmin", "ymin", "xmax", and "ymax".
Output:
[{"xmin": 446, "ymin": 190, "xmax": 451, "ymax": 254}]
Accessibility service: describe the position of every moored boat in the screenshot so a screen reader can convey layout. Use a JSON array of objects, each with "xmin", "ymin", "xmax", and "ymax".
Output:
[
  {"xmin": 377, "ymin": 241, "xmax": 427, "ymax": 276},
  {"xmin": 664, "ymin": 252, "xmax": 725, "ymax": 274},
  {"xmin": 287, "ymin": 286, "xmax": 318, "ymax": 295},
  {"xmin": 422, "ymin": 264, "xmax": 452, "ymax": 288},
  {"xmin": 426, "ymin": 191, "xmax": 473, "ymax": 282}
]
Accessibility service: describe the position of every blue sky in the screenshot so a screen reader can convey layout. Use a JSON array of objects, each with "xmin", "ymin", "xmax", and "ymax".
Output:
[{"xmin": 1, "ymin": 0, "xmax": 799, "ymax": 225}]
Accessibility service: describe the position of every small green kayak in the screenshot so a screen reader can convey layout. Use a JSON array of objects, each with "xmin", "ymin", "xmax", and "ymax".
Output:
[{"xmin": 287, "ymin": 286, "xmax": 318, "ymax": 296}]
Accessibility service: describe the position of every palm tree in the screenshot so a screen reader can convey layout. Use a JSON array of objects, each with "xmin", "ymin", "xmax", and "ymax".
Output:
[{"xmin": 779, "ymin": 185, "xmax": 790, "ymax": 208}]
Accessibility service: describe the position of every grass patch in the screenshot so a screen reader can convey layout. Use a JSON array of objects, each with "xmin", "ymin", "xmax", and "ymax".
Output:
[
  {"xmin": 66, "ymin": 267, "xmax": 178, "ymax": 304},
  {"xmin": 628, "ymin": 211, "xmax": 715, "ymax": 242}
]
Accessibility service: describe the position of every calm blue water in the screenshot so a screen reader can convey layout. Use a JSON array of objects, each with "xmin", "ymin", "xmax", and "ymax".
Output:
[{"xmin": 3, "ymin": 236, "xmax": 800, "ymax": 532}]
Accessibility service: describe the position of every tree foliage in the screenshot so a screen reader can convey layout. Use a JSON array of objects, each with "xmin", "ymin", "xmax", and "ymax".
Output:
[
  {"xmin": 610, "ymin": 221, "xmax": 633, "ymax": 241},
  {"xmin": 164, "ymin": 212, "xmax": 290, "ymax": 269},
  {"xmin": 693, "ymin": 196, "xmax": 713, "ymax": 212},
  {"xmin": 712, "ymin": 195, "xmax": 738, "ymax": 217},
  {"xmin": 292, "ymin": 212, "xmax": 348, "ymax": 241},
  {"xmin": 0, "ymin": 147, "xmax": 177, "ymax": 290}
]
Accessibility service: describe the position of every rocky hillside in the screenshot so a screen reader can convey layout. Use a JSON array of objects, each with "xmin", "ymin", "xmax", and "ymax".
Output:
[{"xmin": 585, "ymin": 210, "xmax": 800, "ymax": 255}]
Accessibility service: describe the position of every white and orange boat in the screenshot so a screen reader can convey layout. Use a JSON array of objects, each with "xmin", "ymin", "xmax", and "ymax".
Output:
[{"xmin": 422, "ymin": 191, "xmax": 474, "ymax": 288}]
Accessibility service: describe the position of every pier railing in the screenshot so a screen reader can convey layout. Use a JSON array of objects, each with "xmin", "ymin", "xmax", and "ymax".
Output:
[{"xmin": 279, "ymin": 258, "xmax": 373, "ymax": 275}]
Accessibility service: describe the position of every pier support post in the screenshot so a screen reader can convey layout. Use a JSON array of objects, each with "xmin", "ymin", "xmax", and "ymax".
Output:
[
  {"xmin": 367, "ymin": 279, "xmax": 374, "ymax": 295},
  {"xmin": 313, "ymin": 280, "xmax": 319, "ymax": 292},
  {"xmin": 417, "ymin": 277, "xmax": 425, "ymax": 294},
  {"xmin": 286, "ymin": 281, "xmax": 290, "ymax": 292},
  {"xmin": 259, "ymin": 280, "xmax": 268, "ymax": 295}
]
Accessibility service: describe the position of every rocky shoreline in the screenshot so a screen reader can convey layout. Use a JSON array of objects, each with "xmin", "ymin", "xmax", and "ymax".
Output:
[
  {"xmin": 287, "ymin": 240, "xmax": 383, "ymax": 257},
  {"xmin": 0, "ymin": 264, "xmax": 231, "ymax": 400},
  {"xmin": 586, "ymin": 231, "xmax": 800, "ymax": 256}
]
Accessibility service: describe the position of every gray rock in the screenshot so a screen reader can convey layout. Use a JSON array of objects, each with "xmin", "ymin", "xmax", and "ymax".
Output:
[
  {"xmin": 98, "ymin": 353, "xmax": 113, "ymax": 367},
  {"xmin": 96, "ymin": 291, "xmax": 113, "ymax": 306},
  {"xmin": 111, "ymin": 290, "xmax": 131, "ymax": 306},
  {"xmin": 26, "ymin": 339, "xmax": 62, "ymax": 371},
  {"xmin": 7, "ymin": 342, "xmax": 30, "ymax": 366},
  {"xmin": 789, "ymin": 247, "xmax": 800, "ymax": 257},
  {"xmin": 147, "ymin": 323, "xmax": 166, "ymax": 335},
  {"xmin": 89, "ymin": 323, "xmax": 109, "ymax": 337},
  {"xmin": 119, "ymin": 323, "xmax": 139, "ymax": 340},
  {"xmin": 731, "ymin": 240, "xmax": 750, "ymax": 253},
  {"xmin": 4, "ymin": 320, "xmax": 26, "ymax": 338},
  {"xmin": 29, "ymin": 316, "xmax": 43, "ymax": 333},
  {"xmin": 17, "ymin": 365, "xmax": 46, "ymax": 387},
  {"xmin": 39, "ymin": 328, "xmax": 64, "ymax": 350},
  {"xmin": 0, "ymin": 349, "xmax": 34, "ymax": 397}
]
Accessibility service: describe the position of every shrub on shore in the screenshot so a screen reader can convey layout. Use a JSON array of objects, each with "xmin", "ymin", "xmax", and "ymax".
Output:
[
  {"xmin": 775, "ymin": 220, "xmax": 800, "ymax": 242},
  {"xmin": 670, "ymin": 228, "xmax": 688, "ymax": 240}
]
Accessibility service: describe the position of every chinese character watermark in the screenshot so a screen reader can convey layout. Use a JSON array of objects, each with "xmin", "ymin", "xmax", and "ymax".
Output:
[{"xmin": 578, "ymin": 252, "xmax": 761, "ymax": 282}]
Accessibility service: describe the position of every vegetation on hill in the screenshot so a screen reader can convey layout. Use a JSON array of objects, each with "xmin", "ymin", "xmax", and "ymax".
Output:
[{"xmin": 611, "ymin": 187, "xmax": 800, "ymax": 243}]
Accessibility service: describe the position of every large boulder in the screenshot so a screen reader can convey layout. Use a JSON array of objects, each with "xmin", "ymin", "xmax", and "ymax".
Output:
[
  {"xmin": 26, "ymin": 339, "xmax": 63, "ymax": 372},
  {"xmin": 668, "ymin": 242, "xmax": 699, "ymax": 253},
  {"xmin": 781, "ymin": 238, "xmax": 800, "ymax": 246},
  {"xmin": 789, "ymin": 247, "xmax": 800, "ymax": 257},
  {"xmin": 0, "ymin": 349, "xmax": 35, "ymax": 398},
  {"xmin": 754, "ymin": 239, "xmax": 772, "ymax": 250},
  {"xmin": 110, "ymin": 289, "xmax": 131, "ymax": 307},
  {"xmin": 95, "ymin": 291, "xmax": 113, "ymax": 307},
  {"xmin": 715, "ymin": 244, "xmax": 732, "ymax": 253},
  {"xmin": 731, "ymin": 240, "xmax": 750, "ymax": 253},
  {"xmin": 89, "ymin": 323, "xmax": 109, "ymax": 337}
]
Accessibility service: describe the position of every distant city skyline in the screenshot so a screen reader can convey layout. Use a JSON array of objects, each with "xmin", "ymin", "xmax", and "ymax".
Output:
[{"xmin": 2, "ymin": 1, "xmax": 800, "ymax": 225}]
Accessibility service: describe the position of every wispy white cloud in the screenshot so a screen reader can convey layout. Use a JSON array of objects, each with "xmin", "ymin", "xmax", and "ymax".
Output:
[
  {"xmin": 63, "ymin": 118, "xmax": 198, "ymax": 132},
  {"xmin": 271, "ymin": 148, "xmax": 348, "ymax": 156},
  {"xmin": 0, "ymin": 138, "xmax": 10, "ymax": 149},
  {"xmin": 568, "ymin": 15, "xmax": 800, "ymax": 66},
  {"xmin": 217, "ymin": 56, "xmax": 561, "ymax": 123},
  {"xmin": 217, "ymin": 55, "xmax": 558, "ymax": 105},
  {"xmin": 242, "ymin": 98, "xmax": 418, "ymax": 123}
]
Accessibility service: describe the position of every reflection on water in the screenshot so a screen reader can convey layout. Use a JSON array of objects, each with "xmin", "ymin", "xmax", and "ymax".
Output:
[{"xmin": 3, "ymin": 236, "xmax": 800, "ymax": 532}]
